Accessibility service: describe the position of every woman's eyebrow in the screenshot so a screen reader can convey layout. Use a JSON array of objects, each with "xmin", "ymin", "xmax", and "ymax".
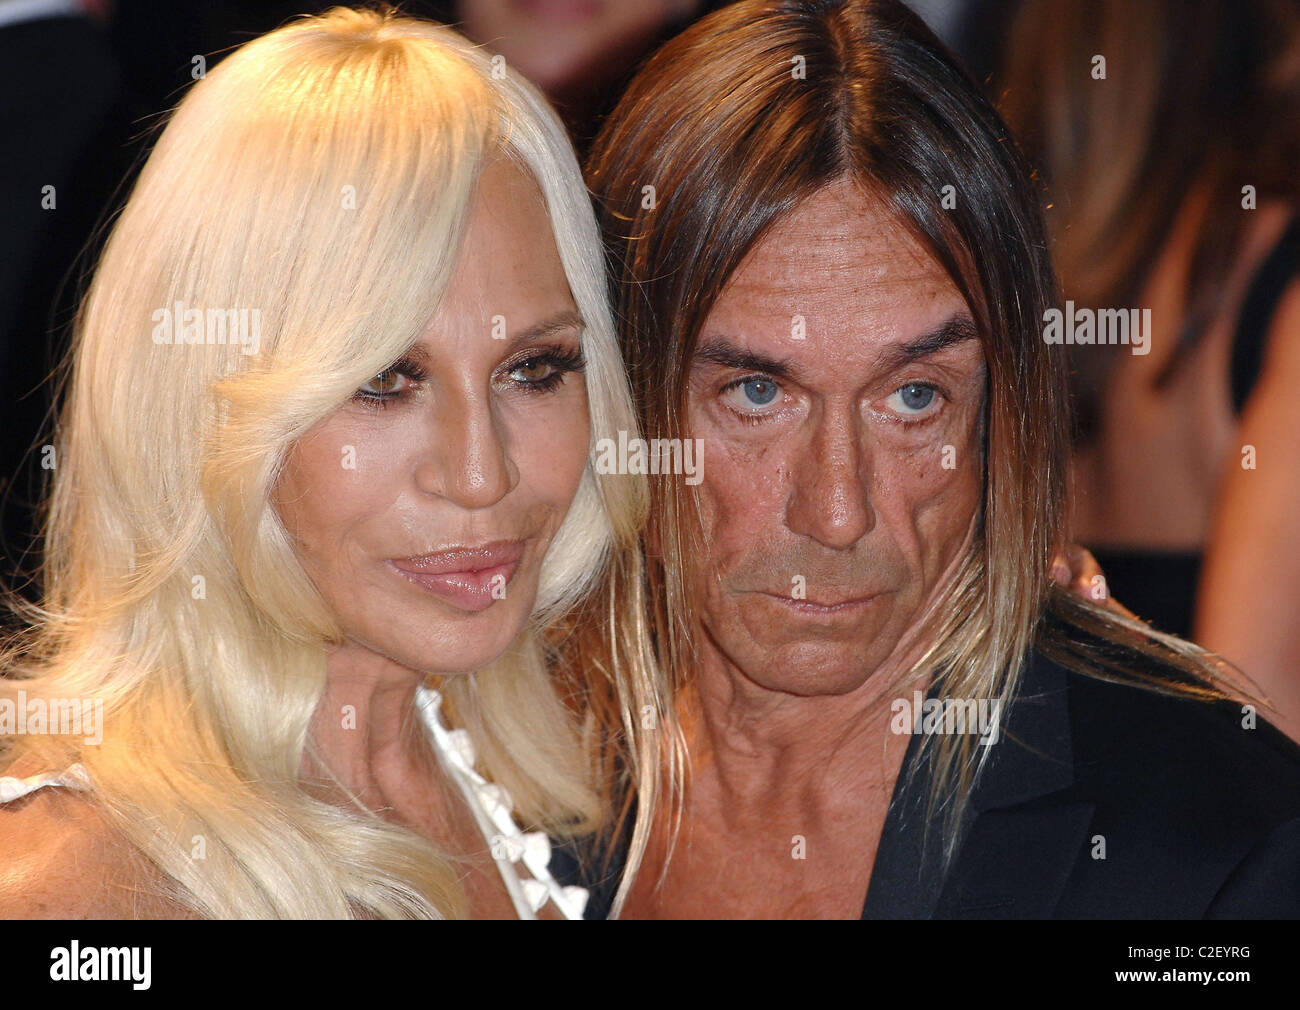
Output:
[
  {"xmin": 505, "ymin": 309, "xmax": 586, "ymax": 348},
  {"xmin": 395, "ymin": 311, "xmax": 586, "ymax": 370}
]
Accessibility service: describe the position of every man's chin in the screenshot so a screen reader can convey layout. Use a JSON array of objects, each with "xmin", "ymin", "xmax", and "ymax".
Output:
[{"xmin": 729, "ymin": 638, "xmax": 899, "ymax": 698}]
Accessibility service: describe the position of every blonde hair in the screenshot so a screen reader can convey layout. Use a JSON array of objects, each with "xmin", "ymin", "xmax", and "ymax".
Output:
[{"xmin": 0, "ymin": 5, "xmax": 669, "ymax": 919}]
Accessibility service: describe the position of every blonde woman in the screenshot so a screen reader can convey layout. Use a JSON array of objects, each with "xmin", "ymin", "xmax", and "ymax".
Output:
[{"xmin": 0, "ymin": 6, "xmax": 667, "ymax": 919}]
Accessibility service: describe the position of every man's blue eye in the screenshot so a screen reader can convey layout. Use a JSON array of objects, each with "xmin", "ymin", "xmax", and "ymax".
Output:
[
  {"xmin": 740, "ymin": 378, "xmax": 779, "ymax": 406},
  {"xmin": 898, "ymin": 383, "xmax": 934, "ymax": 411}
]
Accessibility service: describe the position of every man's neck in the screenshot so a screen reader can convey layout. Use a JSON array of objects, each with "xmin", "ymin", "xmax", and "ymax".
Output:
[
  {"xmin": 620, "ymin": 630, "xmax": 931, "ymax": 919},
  {"xmin": 681, "ymin": 629, "xmax": 931, "ymax": 813}
]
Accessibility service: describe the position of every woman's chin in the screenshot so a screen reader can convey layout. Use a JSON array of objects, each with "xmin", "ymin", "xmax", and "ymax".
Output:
[
  {"xmin": 373, "ymin": 607, "xmax": 538, "ymax": 677},
  {"xmin": 337, "ymin": 573, "xmax": 544, "ymax": 674}
]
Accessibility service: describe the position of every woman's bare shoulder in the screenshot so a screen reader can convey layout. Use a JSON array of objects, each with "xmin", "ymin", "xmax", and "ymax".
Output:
[{"xmin": 0, "ymin": 788, "xmax": 198, "ymax": 919}]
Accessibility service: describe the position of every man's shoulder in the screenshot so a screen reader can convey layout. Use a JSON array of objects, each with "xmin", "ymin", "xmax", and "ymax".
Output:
[
  {"xmin": 1033, "ymin": 647, "xmax": 1300, "ymax": 915},
  {"xmin": 1037, "ymin": 648, "xmax": 1300, "ymax": 810},
  {"xmin": 947, "ymin": 646, "xmax": 1300, "ymax": 917}
]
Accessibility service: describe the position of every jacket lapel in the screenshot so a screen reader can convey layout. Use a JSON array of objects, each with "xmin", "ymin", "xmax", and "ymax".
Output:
[{"xmin": 934, "ymin": 653, "xmax": 1096, "ymax": 918}]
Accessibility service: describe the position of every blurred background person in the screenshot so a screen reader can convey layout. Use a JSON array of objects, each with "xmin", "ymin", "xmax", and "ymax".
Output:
[
  {"xmin": 998, "ymin": 0, "xmax": 1300, "ymax": 736},
  {"xmin": 435, "ymin": 0, "xmax": 721, "ymax": 150}
]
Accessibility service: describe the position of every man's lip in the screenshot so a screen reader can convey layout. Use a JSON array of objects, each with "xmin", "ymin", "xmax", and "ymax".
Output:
[
  {"xmin": 756, "ymin": 591, "xmax": 883, "ymax": 611},
  {"xmin": 390, "ymin": 539, "xmax": 525, "ymax": 576}
]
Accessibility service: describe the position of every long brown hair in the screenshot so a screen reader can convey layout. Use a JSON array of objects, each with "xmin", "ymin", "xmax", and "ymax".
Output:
[
  {"xmin": 586, "ymin": 0, "xmax": 1238, "ymax": 867},
  {"xmin": 999, "ymin": 0, "xmax": 1300, "ymax": 428}
]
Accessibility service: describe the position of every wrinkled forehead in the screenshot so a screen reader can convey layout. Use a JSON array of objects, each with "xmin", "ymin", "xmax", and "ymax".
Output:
[{"xmin": 699, "ymin": 182, "xmax": 977, "ymax": 378}]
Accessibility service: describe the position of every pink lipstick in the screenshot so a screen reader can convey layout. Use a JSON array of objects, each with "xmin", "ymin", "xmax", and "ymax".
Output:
[{"xmin": 389, "ymin": 540, "xmax": 524, "ymax": 613}]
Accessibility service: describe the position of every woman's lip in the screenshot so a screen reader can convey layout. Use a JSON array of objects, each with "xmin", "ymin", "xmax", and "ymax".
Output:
[
  {"xmin": 387, "ymin": 541, "xmax": 525, "ymax": 613},
  {"xmin": 389, "ymin": 560, "xmax": 520, "ymax": 614},
  {"xmin": 390, "ymin": 540, "xmax": 525, "ymax": 576}
]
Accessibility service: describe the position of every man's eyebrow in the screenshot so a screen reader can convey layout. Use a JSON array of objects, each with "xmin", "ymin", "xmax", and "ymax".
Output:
[
  {"xmin": 876, "ymin": 314, "xmax": 978, "ymax": 373},
  {"xmin": 693, "ymin": 335, "xmax": 795, "ymax": 379},
  {"xmin": 693, "ymin": 316, "xmax": 977, "ymax": 378}
]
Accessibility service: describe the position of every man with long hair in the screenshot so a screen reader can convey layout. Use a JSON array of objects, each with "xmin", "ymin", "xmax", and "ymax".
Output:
[{"xmin": 576, "ymin": 0, "xmax": 1300, "ymax": 918}]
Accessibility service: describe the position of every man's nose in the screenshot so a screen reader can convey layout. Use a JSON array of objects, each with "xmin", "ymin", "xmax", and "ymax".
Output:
[
  {"xmin": 413, "ymin": 391, "xmax": 516, "ymax": 509},
  {"xmin": 785, "ymin": 406, "xmax": 873, "ymax": 549}
]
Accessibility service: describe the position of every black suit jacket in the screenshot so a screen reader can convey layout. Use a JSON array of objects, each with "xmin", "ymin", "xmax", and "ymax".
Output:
[{"xmin": 561, "ymin": 650, "xmax": 1300, "ymax": 919}]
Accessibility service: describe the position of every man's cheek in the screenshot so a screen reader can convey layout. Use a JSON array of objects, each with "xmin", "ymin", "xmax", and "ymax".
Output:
[
  {"xmin": 897, "ymin": 416, "xmax": 983, "ymax": 500},
  {"xmin": 701, "ymin": 451, "xmax": 786, "ymax": 540},
  {"xmin": 874, "ymin": 444, "xmax": 967, "ymax": 533},
  {"xmin": 906, "ymin": 469, "xmax": 981, "ymax": 580}
]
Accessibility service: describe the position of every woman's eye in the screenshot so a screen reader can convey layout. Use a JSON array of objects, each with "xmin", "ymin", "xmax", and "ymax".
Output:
[
  {"xmin": 723, "ymin": 376, "xmax": 782, "ymax": 413},
  {"xmin": 356, "ymin": 367, "xmax": 414, "ymax": 400},
  {"xmin": 509, "ymin": 358, "xmax": 558, "ymax": 384},
  {"xmin": 885, "ymin": 382, "xmax": 940, "ymax": 417},
  {"xmin": 504, "ymin": 347, "xmax": 585, "ymax": 392}
]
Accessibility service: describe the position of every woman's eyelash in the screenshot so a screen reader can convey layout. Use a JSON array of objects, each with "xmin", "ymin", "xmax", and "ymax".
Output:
[
  {"xmin": 352, "ymin": 345, "xmax": 586, "ymax": 410},
  {"xmin": 353, "ymin": 356, "xmax": 427, "ymax": 409},
  {"xmin": 503, "ymin": 345, "xmax": 586, "ymax": 393}
]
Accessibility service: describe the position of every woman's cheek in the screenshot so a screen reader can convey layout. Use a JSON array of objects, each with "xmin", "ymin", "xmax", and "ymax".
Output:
[
  {"xmin": 514, "ymin": 392, "xmax": 590, "ymax": 507},
  {"xmin": 276, "ymin": 415, "xmax": 403, "ymax": 560}
]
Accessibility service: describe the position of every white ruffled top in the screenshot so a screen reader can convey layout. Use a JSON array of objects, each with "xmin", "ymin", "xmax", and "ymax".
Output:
[
  {"xmin": 0, "ymin": 686, "xmax": 588, "ymax": 920},
  {"xmin": 414, "ymin": 685, "xmax": 588, "ymax": 920}
]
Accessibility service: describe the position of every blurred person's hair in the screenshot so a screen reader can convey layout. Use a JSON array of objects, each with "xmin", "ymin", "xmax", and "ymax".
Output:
[
  {"xmin": 999, "ymin": 0, "xmax": 1300, "ymax": 431},
  {"xmin": 0, "ymin": 5, "xmax": 669, "ymax": 919},
  {"xmin": 586, "ymin": 0, "xmax": 1239, "ymax": 864}
]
